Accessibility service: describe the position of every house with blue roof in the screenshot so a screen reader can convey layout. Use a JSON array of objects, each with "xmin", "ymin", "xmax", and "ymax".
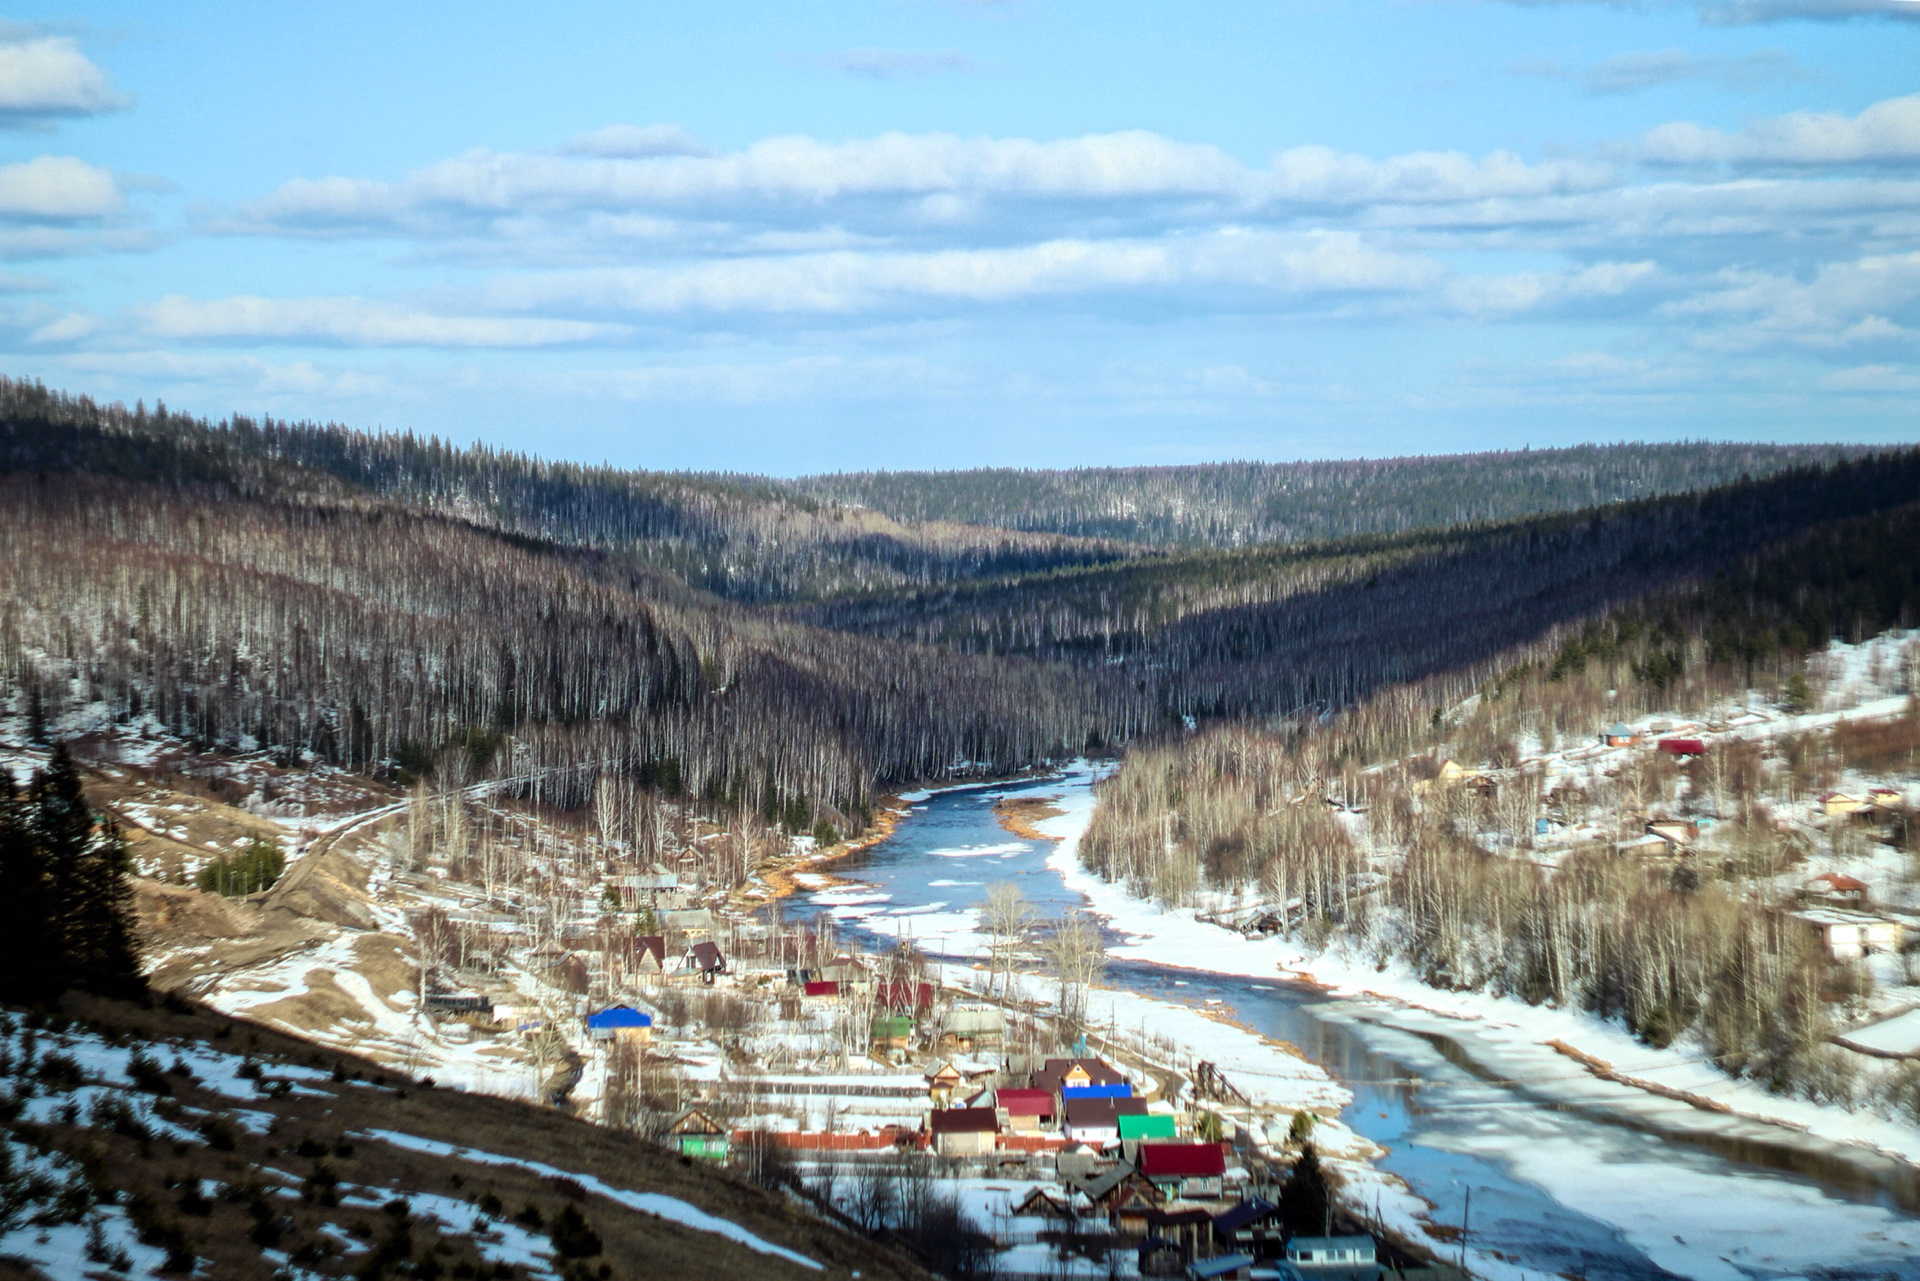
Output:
[{"xmin": 585, "ymin": 1004, "xmax": 652, "ymax": 1044}]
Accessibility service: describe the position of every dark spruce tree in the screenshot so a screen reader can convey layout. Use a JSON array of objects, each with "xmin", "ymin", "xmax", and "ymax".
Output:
[
  {"xmin": 0, "ymin": 770, "xmax": 59, "ymax": 1004},
  {"xmin": 13, "ymin": 744, "xmax": 144, "ymax": 1001}
]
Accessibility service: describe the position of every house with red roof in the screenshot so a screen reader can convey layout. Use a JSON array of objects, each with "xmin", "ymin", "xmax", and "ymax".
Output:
[
  {"xmin": 995, "ymin": 1087, "xmax": 1057, "ymax": 1133},
  {"xmin": 1137, "ymin": 1142, "xmax": 1228, "ymax": 1200}
]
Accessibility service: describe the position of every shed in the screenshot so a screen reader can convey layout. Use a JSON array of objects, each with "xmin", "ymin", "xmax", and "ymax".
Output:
[
  {"xmin": 585, "ymin": 1004, "xmax": 652, "ymax": 1044},
  {"xmin": 928, "ymin": 1106, "xmax": 998, "ymax": 1157},
  {"xmin": 872, "ymin": 1015, "xmax": 915, "ymax": 1051},
  {"xmin": 666, "ymin": 1110, "xmax": 729, "ymax": 1160},
  {"xmin": 1604, "ymin": 723, "xmax": 1638, "ymax": 747}
]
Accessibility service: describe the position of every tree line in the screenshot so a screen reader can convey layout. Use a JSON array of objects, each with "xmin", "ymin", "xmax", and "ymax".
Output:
[
  {"xmin": 784, "ymin": 443, "xmax": 1872, "ymax": 548},
  {"xmin": 0, "ymin": 745, "xmax": 143, "ymax": 1004}
]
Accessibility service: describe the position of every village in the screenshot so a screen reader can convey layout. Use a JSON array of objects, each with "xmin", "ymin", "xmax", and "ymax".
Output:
[{"xmin": 0, "ymin": 630, "xmax": 1915, "ymax": 1280}]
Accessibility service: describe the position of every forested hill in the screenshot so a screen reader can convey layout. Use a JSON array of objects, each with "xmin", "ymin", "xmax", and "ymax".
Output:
[
  {"xmin": 3, "ymin": 374, "xmax": 1916, "ymax": 818},
  {"xmin": 0, "ymin": 378, "xmax": 1134, "ymax": 605},
  {"xmin": 781, "ymin": 445, "xmax": 1872, "ymax": 548}
]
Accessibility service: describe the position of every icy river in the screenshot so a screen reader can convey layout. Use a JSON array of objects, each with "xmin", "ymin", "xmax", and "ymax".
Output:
[{"xmin": 784, "ymin": 767, "xmax": 1920, "ymax": 1281}]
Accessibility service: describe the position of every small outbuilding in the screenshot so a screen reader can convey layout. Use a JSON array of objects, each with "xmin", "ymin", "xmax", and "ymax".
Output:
[
  {"xmin": 1604, "ymin": 723, "xmax": 1638, "ymax": 747},
  {"xmin": 666, "ymin": 1110, "xmax": 730, "ymax": 1161}
]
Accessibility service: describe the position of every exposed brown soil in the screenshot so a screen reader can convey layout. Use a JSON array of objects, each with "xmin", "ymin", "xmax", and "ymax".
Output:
[{"xmin": 991, "ymin": 795, "xmax": 1065, "ymax": 842}]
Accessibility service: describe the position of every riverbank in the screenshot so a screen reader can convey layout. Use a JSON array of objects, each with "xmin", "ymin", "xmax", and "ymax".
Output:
[
  {"xmin": 732, "ymin": 794, "xmax": 914, "ymax": 908},
  {"xmin": 1018, "ymin": 777, "xmax": 1920, "ymax": 1281}
]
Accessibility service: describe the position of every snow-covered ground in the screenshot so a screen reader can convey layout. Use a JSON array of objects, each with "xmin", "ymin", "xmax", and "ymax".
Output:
[{"xmin": 1023, "ymin": 764, "xmax": 1920, "ymax": 1281}]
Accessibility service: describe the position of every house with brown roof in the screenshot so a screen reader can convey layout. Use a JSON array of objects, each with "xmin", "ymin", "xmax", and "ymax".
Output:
[
  {"xmin": 1063, "ymin": 1095, "xmax": 1147, "ymax": 1146},
  {"xmin": 928, "ymin": 1106, "xmax": 999, "ymax": 1157},
  {"xmin": 681, "ymin": 940, "xmax": 727, "ymax": 984},
  {"xmin": 634, "ymin": 935, "xmax": 668, "ymax": 978}
]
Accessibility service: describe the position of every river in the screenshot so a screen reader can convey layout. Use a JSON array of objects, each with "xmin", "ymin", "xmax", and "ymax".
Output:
[{"xmin": 783, "ymin": 770, "xmax": 1920, "ymax": 1281}]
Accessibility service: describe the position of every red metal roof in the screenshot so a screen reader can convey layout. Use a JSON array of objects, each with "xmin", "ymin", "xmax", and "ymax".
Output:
[
  {"xmin": 1657, "ymin": 739, "xmax": 1706, "ymax": 755},
  {"xmin": 995, "ymin": 1088, "xmax": 1055, "ymax": 1115},
  {"xmin": 1137, "ymin": 1142, "xmax": 1226, "ymax": 1179},
  {"xmin": 802, "ymin": 981, "xmax": 840, "ymax": 997}
]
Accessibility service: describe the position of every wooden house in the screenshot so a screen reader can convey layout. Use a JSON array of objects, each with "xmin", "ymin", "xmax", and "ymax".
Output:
[
  {"xmin": 941, "ymin": 1005, "xmax": 1004, "ymax": 1052},
  {"xmin": 926, "ymin": 1061, "xmax": 964, "ymax": 1106},
  {"xmin": 634, "ymin": 935, "xmax": 668, "ymax": 979},
  {"xmin": 871, "ymin": 1015, "xmax": 915, "ymax": 1052},
  {"xmin": 1603, "ymin": 723, "xmax": 1638, "ymax": 747},
  {"xmin": 681, "ymin": 940, "xmax": 727, "ymax": 984}
]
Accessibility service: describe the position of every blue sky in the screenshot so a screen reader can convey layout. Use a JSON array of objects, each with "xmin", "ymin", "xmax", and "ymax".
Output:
[{"xmin": 1, "ymin": 1, "xmax": 1917, "ymax": 472}]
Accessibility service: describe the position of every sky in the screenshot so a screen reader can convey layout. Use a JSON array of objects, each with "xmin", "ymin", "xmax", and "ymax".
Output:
[{"xmin": 0, "ymin": 1, "xmax": 1917, "ymax": 473}]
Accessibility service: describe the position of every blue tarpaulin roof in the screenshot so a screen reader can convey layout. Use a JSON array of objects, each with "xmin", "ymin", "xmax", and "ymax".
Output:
[{"xmin": 587, "ymin": 1006, "xmax": 652, "ymax": 1029}]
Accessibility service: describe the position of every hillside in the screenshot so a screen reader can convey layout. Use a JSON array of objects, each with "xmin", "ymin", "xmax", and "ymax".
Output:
[
  {"xmin": 0, "ymin": 990, "xmax": 927, "ymax": 1281},
  {"xmin": 782, "ymin": 445, "xmax": 1871, "ymax": 549},
  {"xmin": 797, "ymin": 453, "xmax": 1920, "ymax": 722}
]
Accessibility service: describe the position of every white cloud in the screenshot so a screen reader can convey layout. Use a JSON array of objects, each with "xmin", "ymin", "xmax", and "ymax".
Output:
[
  {"xmin": 1666, "ymin": 251, "xmax": 1920, "ymax": 345},
  {"xmin": 1820, "ymin": 363, "xmax": 1920, "ymax": 390},
  {"xmin": 136, "ymin": 295, "xmax": 626, "ymax": 347},
  {"xmin": 1643, "ymin": 93, "xmax": 1920, "ymax": 165},
  {"xmin": 238, "ymin": 130, "xmax": 1610, "ymax": 238},
  {"xmin": 1445, "ymin": 260, "xmax": 1659, "ymax": 315},
  {"xmin": 563, "ymin": 123, "xmax": 709, "ymax": 158},
  {"xmin": 29, "ymin": 311, "xmax": 99, "ymax": 343},
  {"xmin": 1267, "ymin": 145, "xmax": 1614, "ymax": 205},
  {"xmin": 483, "ymin": 230, "xmax": 1442, "ymax": 315},
  {"xmin": 0, "ymin": 155, "xmax": 123, "ymax": 219},
  {"xmin": 0, "ymin": 37, "xmax": 129, "ymax": 120}
]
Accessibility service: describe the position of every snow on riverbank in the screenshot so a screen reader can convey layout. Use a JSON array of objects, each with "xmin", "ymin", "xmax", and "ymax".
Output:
[{"xmin": 1026, "ymin": 766, "xmax": 1920, "ymax": 1281}]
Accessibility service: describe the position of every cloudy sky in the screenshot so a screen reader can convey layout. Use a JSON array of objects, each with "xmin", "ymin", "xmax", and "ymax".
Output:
[{"xmin": 1, "ymin": 1, "xmax": 1917, "ymax": 471}]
